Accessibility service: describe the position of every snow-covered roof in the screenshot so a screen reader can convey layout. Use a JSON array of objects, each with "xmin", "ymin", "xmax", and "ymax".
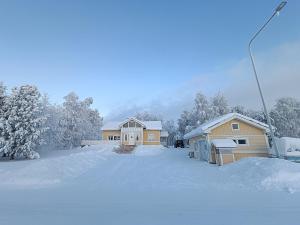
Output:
[
  {"xmin": 101, "ymin": 122, "xmax": 121, "ymax": 131},
  {"xmin": 119, "ymin": 117, "xmax": 146, "ymax": 128},
  {"xmin": 143, "ymin": 121, "xmax": 162, "ymax": 130},
  {"xmin": 211, "ymin": 139, "xmax": 237, "ymax": 148},
  {"xmin": 101, "ymin": 118, "xmax": 162, "ymax": 131},
  {"xmin": 184, "ymin": 113, "xmax": 271, "ymax": 140}
]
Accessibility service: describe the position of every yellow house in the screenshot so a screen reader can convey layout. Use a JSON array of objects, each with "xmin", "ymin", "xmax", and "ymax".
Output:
[
  {"xmin": 184, "ymin": 113, "xmax": 271, "ymax": 166},
  {"xmin": 101, "ymin": 117, "xmax": 165, "ymax": 146}
]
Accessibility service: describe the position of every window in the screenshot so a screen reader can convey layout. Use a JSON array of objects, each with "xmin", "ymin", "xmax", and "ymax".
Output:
[
  {"xmin": 232, "ymin": 138, "xmax": 248, "ymax": 146},
  {"xmin": 136, "ymin": 123, "xmax": 142, "ymax": 128},
  {"xmin": 124, "ymin": 134, "xmax": 128, "ymax": 141},
  {"xmin": 136, "ymin": 135, "xmax": 139, "ymax": 141},
  {"xmin": 123, "ymin": 122, "xmax": 128, "ymax": 128},
  {"xmin": 148, "ymin": 133, "xmax": 155, "ymax": 141},
  {"xmin": 238, "ymin": 139, "xmax": 247, "ymax": 145},
  {"xmin": 114, "ymin": 136, "xmax": 120, "ymax": 141},
  {"xmin": 108, "ymin": 136, "xmax": 114, "ymax": 141},
  {"xmin": 129, "ymin": 121, "xmax": 135, "ymax": 127},
  {"xmin": 232, "ymin": 123, "xmax": 239, "ymax": 130}
]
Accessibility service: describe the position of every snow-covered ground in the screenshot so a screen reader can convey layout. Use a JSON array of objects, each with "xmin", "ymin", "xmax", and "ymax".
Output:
[{"xmin": 1, "ymin": 144, "xmax": 300, "ymax": 225}]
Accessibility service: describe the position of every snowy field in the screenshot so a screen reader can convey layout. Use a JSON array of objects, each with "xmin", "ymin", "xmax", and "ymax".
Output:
[{"xmin": 1, "ymin": 144, "xmax": 300, "ymax": 225}]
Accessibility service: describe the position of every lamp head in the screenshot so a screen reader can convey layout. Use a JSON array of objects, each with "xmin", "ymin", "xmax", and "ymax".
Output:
[{"xmin": 275, "ymin": 1, "xmax": 287, "ymax": 13}]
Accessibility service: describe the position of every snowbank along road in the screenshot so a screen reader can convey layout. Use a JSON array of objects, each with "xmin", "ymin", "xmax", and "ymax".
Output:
[{"xmin": 1, "ymin": 144, "xmax": 300, "ymax": 225}]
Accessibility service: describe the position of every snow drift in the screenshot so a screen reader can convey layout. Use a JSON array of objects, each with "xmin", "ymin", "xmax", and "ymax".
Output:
[
  {"xmin": 1, "ymin": 144, "xmax": 300, "ymax": 193},
  {"xmin": 0, "ymin": 143, "xmax": 117, "ymax": 189},
  {"xmin": 221, "ymin": 157, "xmax": 300, "ymax": 193}
]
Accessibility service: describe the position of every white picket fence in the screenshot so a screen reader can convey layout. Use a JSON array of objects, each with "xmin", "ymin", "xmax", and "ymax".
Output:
[{"xmin": 81, "ymin": 140, "xmax": 120, "ymax": 146}]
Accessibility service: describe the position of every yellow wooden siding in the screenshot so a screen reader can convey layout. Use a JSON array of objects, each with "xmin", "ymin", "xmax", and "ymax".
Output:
[
  {"xmin": 189, "ymin": 118, "xmax": 270, "ymax": 164},
  {"xmin": 209, "ymin": 119, "xmax": 269, "ymax": 154},
  {"xmin": 210, "ymin": 119, "xmax": 265, "ymax": 136},
  {"xmin": 216, "ymin": 153, "xmax": 235, "ymax": 165},
  {"xmin": 209, "ymin": 135, "xmax": 269, "ymax": 152},
  {"xmin": 143, "ymin": 130, "xmax": 161, "ymax": 145},
  {"xmin": 102, "ymin": 130, "xmax": 121, "ymax": 140},
  {"xmin": 234, "ymin": 153, "xmax": 268, "ymax": 161},
  {"xmin": 102, "ymin": 129, "xmax": 161, "ymax": 145}
]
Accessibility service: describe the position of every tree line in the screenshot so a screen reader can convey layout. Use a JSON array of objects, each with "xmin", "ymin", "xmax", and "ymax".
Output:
[
  {"xmin": 1, "ymin": 80, "xmax": 299, "ymax": 159},
  {"xmin": 177, "ymin": 92, "xmax": 300, "ymax": 139},
  {"xmin": 0, "ymin": 82, "xmax": 102, "ymax": 160},
  {"xmin": 129, "ymin": 93, "xmax": 300, "ymax": 146}
]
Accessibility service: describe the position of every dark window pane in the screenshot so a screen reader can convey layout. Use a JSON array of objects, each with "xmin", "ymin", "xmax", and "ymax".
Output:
[
  {"xmin": 238, "ymin": 139, "xmax": 247, "ymax": 145},
  {"xmin": 232, "ymin": 123, "xmax": 239, "ymax": 130}
]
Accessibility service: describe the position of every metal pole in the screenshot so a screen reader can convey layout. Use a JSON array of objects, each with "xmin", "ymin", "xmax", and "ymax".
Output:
[{"xmin": 248, "ymin": 1, "xmax": 287, "ymax": 157}]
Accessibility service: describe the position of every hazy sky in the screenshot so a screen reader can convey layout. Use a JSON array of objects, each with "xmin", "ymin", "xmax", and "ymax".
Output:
[{"xmin": 0, "ymin": 0, "xmax": 299, "ymax": 121}]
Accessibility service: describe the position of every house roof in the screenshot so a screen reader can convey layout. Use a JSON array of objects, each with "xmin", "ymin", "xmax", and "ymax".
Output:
[
  {"xmin": 142, "ymin": 121, "xmax": 163, "ymax": 130},
  {"xmin": 101, "ymin": 118, "xmax": 162, "ymax": 131},
  {"xmin": 119, "ymin": 117, "xmax": 146, "ymax": 128},
  {"xmin": 184, "ymin": 113, "xmax": 271, "ymax": 140},
  {"xmin": 211, "ymin": 139, "xmax": 237, "ymax": 148},
  {"xmin": 101, "ymin": 122, "xmax": 121, "ymax": 131}
]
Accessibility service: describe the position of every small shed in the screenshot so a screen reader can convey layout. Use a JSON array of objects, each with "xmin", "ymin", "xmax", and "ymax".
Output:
[{"xmin": 211, "ymin": 139, "xmax": 237, "ymax": 166}]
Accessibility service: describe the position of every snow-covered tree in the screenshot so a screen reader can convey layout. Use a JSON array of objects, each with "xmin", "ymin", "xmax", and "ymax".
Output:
[
  {"xmin": 192, "ymin": 92, "xmax": 210, "ymax": 125},
  {"xmin": 80, "ymin": 97, "xmax": 103, "ymax": 140},
  {"xmin": 231, "ymin": 105, "xmax": 249, "ymax": 115},
  {"xmin": 1, "ymin": 85, "xmax": 46, "ymax": 159},
  {"xmin": 135, "ymin": 111, "xmax": 162, "ymax": 121},
  {"xmin": 39, "ymin": 95, "xmax": 64, "ymax": 150},
  {"xmin": 0, "ymin": 82, "xmax": 6, "ymax": 121},
  {"xmin": 59, "ymin": 92, "xmax": 83, "ymax": 149},
  {"xmin": 0, "ymin": 82, "xmax": 9, "ymax": 157},
  {"xmin": 248, "ymin": 110, "xmax": 267, "ymax": 124},
  {"xmin": 58, "ymin": 92, "xmax": 103, "ymax": 149},
  {"xmin": 163, "ymin": 120, "xmax": 178, "ymax": 146},
  {"xmin": 178, "ymin": 92, "xmax": 230, "ymax": 137},
  {"xmin": 0, "ymin": 82, "xmax": 5, "ymax": 110},
  {"xmin": 270, "ymin": 97, "xmax": 300, "ymax": 138},
  {"xmin": 209, "ymin": 92, "xmax": 229, "ymax": 118},
  {"xmin": 178, "ymin": 110, "xmax": 193, "ymax": 137}
]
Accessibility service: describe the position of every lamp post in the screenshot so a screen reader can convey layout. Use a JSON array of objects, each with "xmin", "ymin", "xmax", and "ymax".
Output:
[{"xmin": 248, "ymin": 1, "xmax": 287, "ymax": 157}]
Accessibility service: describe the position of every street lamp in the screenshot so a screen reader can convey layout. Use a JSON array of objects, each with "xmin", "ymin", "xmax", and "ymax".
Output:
[{"xmin": 248, "ymin": 1, "xmax": 287, "ymax": 157}]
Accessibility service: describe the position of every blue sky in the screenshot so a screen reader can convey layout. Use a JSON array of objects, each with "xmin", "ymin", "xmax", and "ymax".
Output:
[{"xmin": 0, "ymin": 0, "xmax": 299, "ymax": 120}]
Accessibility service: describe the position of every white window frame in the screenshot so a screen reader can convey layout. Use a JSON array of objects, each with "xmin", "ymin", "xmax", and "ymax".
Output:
[{"xmin": 231, "ymin": 123, "xmax": 240, "ymax": 131}]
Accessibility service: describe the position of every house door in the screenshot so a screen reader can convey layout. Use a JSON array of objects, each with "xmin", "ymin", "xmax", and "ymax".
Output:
[{"xmin": 128, "ymin": 133, "xmax": 135, "ymax": 145}]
